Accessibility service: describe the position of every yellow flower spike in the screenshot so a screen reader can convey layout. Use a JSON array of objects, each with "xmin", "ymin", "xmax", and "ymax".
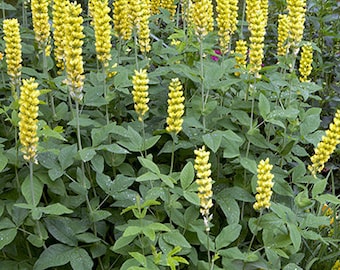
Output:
[
  {"xmin": 247, "ymin": 0, "xmax": 266, "ymax": 75},
  {"xmin": 3, "ymin": 18, "xmax": 22, "ymax": 88},
  {"xmin": 64, "ymin": 1, "xmax": 85, "ymax": 102},
  {"xmin": 253, "ymin": 158, "xmax": 274, "ymax": 211},
  {"xmin": 18, "ymin": 78, "xmax": 40, "ymax": 164},
  {"xmin": 216, "ymin": 0, "xmax": 239, "ymax": 52},
  {"xmin": 277, "ymin": 14, "xmax": 290, "ymax": 56},
  {"xmin": 132, "ymin": 69, "xmax": 149, "ymax": 121},
  {"xmin": 194, "ymin": 145, "xmax": 213, "ymax": 229},
  {"xmin": 234, "ymin": 39, "xmax": 248, "ymax": 76},
  {"xmin": 113, "ymin": 0, "xmax": 133, "ymax": 40},
  {"xmin": 287, "ymin": 0, "xmax": 306, "ymax": 51},
  {"xmin": 299, "ymin": 44, "xmax": 313, "ymax": 82},
  {"xmin": 166, "ymin": 78, "xmax": 185, "ymax": 134},
  {"xmin": 150, "ymin": 0, "xmax": 161, "ymax": 14},
  {"xmin": 90, "ymin": 0, "xmax": 112, "ymax": 66},
  {"xmin": 308, "ymin": 110, "xmax": 340, "ymax": 177},
  {"xmin": 190, "ymin": 0, "xmax": 214, "ymax": 40},
  {"xmin": 31, "ymin": 0, "xmax": 51, "ymax": 55},
  {"xmin": 160, "ymin": 0, "xmax": 177, "ymax": 18},
  {"xmin": 52, "ymin": 0, "xmax": 69, "ymax": 73},
  {"xmin": 260, "ymin": 0, "xmax": 268, "ymax": 28},
  {"xmin": 332, "ymin": 260, "xmax": 340, "ymax": 270}
]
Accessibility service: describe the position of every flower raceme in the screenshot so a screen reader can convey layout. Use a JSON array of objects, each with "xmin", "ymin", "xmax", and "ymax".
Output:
[
  {"xmin": 194, "ymin": 146, "xmax": 213, "ymax": 226},
  {"xmin": 113, "ymin": 0, "xmax": 132, "ymax": 40},
  {"xmin": 3, "ymin": 18, "xmax": 22, "ymax": 89},
  {"xmin": 253, "ymin": 158, "xmax": 274, "ymax": 211},
  {"xmin": 132, "ymin": 69, "xmax": 149, "ymax": 121},
  {"xmin": 31, "ymin": 0, "xmax": 51, "ymax": 55},
  {"xmin": 277, "ymin": 14, "xmax": 290, "ymax": 56},
  {"xmin": 166, "ymin": 78, "xmax": 185, "ymax": 134},
  {"xmin": 131, "ymin": 0, "xmax": 151, "ymax": 53},
  {"xmin": 308, "ymin": 110, "xmax": 340, "ymax": 177},
  {"xmin": 190, "ymin": 0, "xmax": 214, "ymax": 40},
  {"xmin": 299, "ymin": 44, "xmax": 313, "ymax": 82},
  {"xmin": 160, "ymin": 0, "xmax": 177, "ymax": 18},
  {"xmin": 19, "ymin": 78, "xmax": 40, "ymax": 163},
  {"xmin": 287, "ymin": 0, "xmax": 306, "ymax": 51},
  {"xmin": 234, "ymin": 40, "xmax": 248, "ymax": 76},
  {"xmin": 90, "ymin": 0, "xmax": 112, "ymax": 66}
]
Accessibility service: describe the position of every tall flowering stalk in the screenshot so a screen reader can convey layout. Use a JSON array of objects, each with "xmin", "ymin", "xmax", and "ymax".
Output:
[
  {"xmin": 253, "ymin": 158, "xmax": 274, "ymax": 211},
  {"xmin": 52, "ymin": 0, "xmax": 69, "ymax": 73},
  {"xmin": 194, "ymin": 146, "xmax": 213, "ymax": 231},
  {"xmin": 190, "ymin": 0, "xmax": 213, "ymax": 40},
  {"xmin": 150, "ymin": 0, "xmax": 161, "ymax": 14},
  {"xmin": 64, "ymin": 1, "xmax": 85, "ymax": 103},
  {"xmin": 31, "ymin": 0, "xmax": 51, "ymax": 55},
  {"xmin": 260, "ymin": 0, "xmax": 268, "ymax": 28},
  {"xmin": 299, "ymin": 44, "xmax": 313, "ymax": 82},
  {"xmin": 132, "ymin": 69, "xmax": 149, "ymax": 122},
  {"xmin": 18, "ymin": 78, "xmax": 40, "ymax": 164},
  {"xmin": 332, "ymin": 260, "xmax": 340, "ymax": 270},
  {"xmin": 216, "ymin": 0, "xmax": 239, "ymax": 53},
  {"xmin": 113, "ymin": 0, "xmax": 132, "ymax": 41},
  {"xmin": 234, "ymin": 39, "xmax": 248, "ymax": 76},
  {"xmin": 308, "ymin": 110, "xmax": 340, "ymax": 177},
  {"xmin": 277, "ymin": 14, "xmax": 290, "ymax": 56},
  {"xmin": 287, "ymin": 0, "xmax": 306, "ymax": 53},
  {"xmin": 247, "ymin": 0, "xmax": 266, "ymax": 76},
  {"xmin": 3, "ymin": 18, "xmax": 22, "ymax": 97},
  {"xmin": 166, "ymin": 78, "xmax": 185, "ymax": 134}
]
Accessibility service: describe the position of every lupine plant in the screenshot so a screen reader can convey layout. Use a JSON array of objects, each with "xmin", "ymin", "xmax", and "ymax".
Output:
[{"xmin": 0, "ymin": 0, "xmax": 339, "ymax": 269}]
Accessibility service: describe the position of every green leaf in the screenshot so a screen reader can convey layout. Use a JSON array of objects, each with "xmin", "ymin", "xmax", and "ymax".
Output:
[
  {"xmin": 34, "ymin": 244, "xmax": 73, "ymax": 270},
  {"xmin": 21, "ymin": 175, "xmax": 44, "ymax": 207},
  {"xmin": 203, "ymin": 132, "xmax": 222, "ymax": 153},
  {"xmin": 240, "ymin": 157, "xmax": 257, "ymax": 174},
  {"xmin": 160, "ymin": 174, "xmax": 175, "ymax": 188},
  {"xmin": 300, "ymin": 114, "xmax": 321, "ymax": 136},
  {"xmin": 123, "ymin": 226, "xmax": 143, "ymax": 237},
  {"xmin": 315, "ymin": 194, "xmax": 340, "ymax": 204},
  {"xmin": 129, "ymin": 252, "xmax": 147, "ymax": 267},
  {"xmin": 45, "ymin": 217, "xmax": 78, "ymax": 246},
  {"xmin": 183, "ymin": 191, "xmax": 200, "ymax": 205},
  {"xmin": 142, "ymin": 135, "xmax": 161, "ymax": 151},
  {"xmin": 215, "ymin": 197, "xmax": 240, "ymax": 224},
  {"xmin": 258, "ymin": 93, "xmax": 270, "ymax": 119},
  {"xmin": 76, "ymin": 232, "xmax": 101, "ymax": 243},
  {"xmin": 162, "ymin": 230, "xmax": 191, "ymax": 248},
  {"xmin": 111, "ymin": 235, "xmax": 136, "ymax": 251},
  {"xmin": 287, "ymin": 223, "xmax": 301, "ymax": 252},
  {"xmin": 69, "ymin": 248, "xmax": 94, "ymax": 270},
  {"xmin": 215, "ymin": 223, "xmax": 242, "ymax": 250},
  {"xmin": 0, "ymin": 2, "xmax": 16, "ymax": 10},
  {"xmin": 283, "ymin": 263, "xmax": 303, "ymax": 270},
  {"xmin": 0, "ymin": 228, "xmax": 17, "ymax": 249},
  {"xmin": 0, "ymin": 152, "xmax": 8, "ymax": 172},
  {"xmin": 91, "ymin": 210, "xmax": 111, "ymax": 222},
  {"xmin": 41, "ymin": 203, "xmax": 73, "ymax": 215},
  {"xmin": 312, "ymin": 178, "xmax": 327, "ymax": 198},
  {"xmin": 78, "ymin": 148, "xmax": 96, "ymax": 162},
  {"xmin": 138, "ymin": 157, "xmax": 160, "ymax": 175},
  {"xmin": 48, "ymin": 166, "xmax": 64, "ymax": 181},
  {"xmin": 58, "ymin": 144, "xmax": 77, "ymax": 170},
  {"xmin": 180, "ymin": 162, "xmax": 194, "ymax": 190},
  {"xmin": 27, "ymin": 234, "xmax": 44, "ymax": 248}
]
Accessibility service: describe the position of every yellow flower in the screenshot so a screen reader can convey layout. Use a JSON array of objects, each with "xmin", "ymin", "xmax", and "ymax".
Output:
[
  {"xmin": 287, "ymin": 0, "xmax": 306, "ymax": 50},
  {"xmin": 31, "ymin": 0, "xmax": 51, "ymax": 55},
  {"xmin": 0, "ymin": 52, "xmax": 3, "ymax": 61},
  {"xmin": 18, "ymin": 78, "xmax": 40, "ymax": 163},
  {"xmin": 113, "ymin": 0, "xmax": 133, "ymax": 40},
  {"xmin": 107, "ymin": 63, "xmax": 118, "ymax": 78},
  {"xmin": 131, "ymin": 0, "xmax": 151, "ymax": 53},
  {"xmin": 332, "ymin": 260, "xmax": 340, "ymax": 270},
  {"xmin": 194, "ymin": 146, "xmax": 213, "ymax": 221},
  {"xmin": 90, "ymin": 0, "xmax": 112, "ymax": 66},
  {"xmin": 64, "ymin": 2, "xmax": 85, "ymax": 102},
  {"xmin": 216, "ymin": 0, "xmax": 239, "ymax": 52},
  {"xmin": 160, "ymin": 0, "xmax": 177, "ymax": 18},
  {"xmin": 277, "ymin": 14, "xmax": 290, "ymax": 56},
  {"xmin": 247, "ymin": 0, "xmax": 266, "ymax": 75},
  {"xmin": 132, "ymin": 69, "xmax": 149, "ymax": 121},
  {"xmin": 234, "ymin": 39, "xmax": 248, "ymax": 76},
  {"xmin": 260, "ymin": 0, "xmax": 268, "ymax": 28},
  {"xmin": 3, "ymin": 18, "xmax": 22, "ymax": 88},
  {"xmin": 150, "ymin": 0, "xmax": 161, "ymax": 14},
  {"xmin": 253, "ymin": 158, "xmax": 274, "ymax": 211},
  {"xmin": 299, "ymin": 44, "xmax": 313, "ymax": 82},
  {"xmin": 52, "ymin": 0, "xmax": 69, "ymax": 72},
  {"xmin": 190, "ymin": 0, "xmax": 214, "ymax": 40},
  {"xmin": 166, "ymin": 78, "xmax": 185, "ymax": 134},
  {"xmin": 308, "ymin": 110, "xmax": 340, "ymax": 176}
]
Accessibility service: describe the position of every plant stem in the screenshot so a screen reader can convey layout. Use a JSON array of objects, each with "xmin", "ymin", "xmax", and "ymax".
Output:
[
  {"xmin": 240, "ymin": 0, "xmax": 247, "ymax": 39},
  {"xmin": 134, "ymin": 30, "xmax": 139, "ymax": 70},
  {"xmin": 170, "ymin": 136, "xmax": 175, "ymax": 174},
  {"xmin": 42, "ymin": 46, "xmax": 56, "ymax": 118},
  {"xmin": 29, "ymin": 161, "xmax": 35, "ymax": 206},
  {"xmin": 75, "ymin": 101, "xmax": 82, "ymax": 151},
  {"xmin": 248, "ymin": 210, "xmax": 263, "ymax": 252},
  {"xmin": 199, "ymin": 40, "xmax": 206, "ymax": 132},
  {"xmin": 102, "ymin": 63, "xmax": 109, "ymax": 126}
]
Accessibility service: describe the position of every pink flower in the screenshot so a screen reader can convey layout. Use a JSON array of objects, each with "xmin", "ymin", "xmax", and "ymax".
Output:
[{"xmin": 211, "ymin": 49, "xmax": 221, "ymax": 61}]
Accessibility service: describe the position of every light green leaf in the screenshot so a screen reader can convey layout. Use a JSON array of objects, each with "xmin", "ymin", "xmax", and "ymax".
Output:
[
  {"xmin": 78, "ymin": 148, "xmax": 96, "ymax": 162},
  {"xmin": 163, "ymin": 230, "xmax": 191, "ymax": 248},
  {"xmin": 138, "ymin": 157, "xmax": 160, "ymax": 175},
  {"xmin": 21, "ymin": 176, "xmax": 44, "ymax": 207},
  {"xmin": 215, "ymin": 223, "xmax": 242, "ymax": 250},
  {"xmin": 203, "ymin": 132, "xmax": 222, "ymax": 153},
  {"xmin": 215, "ymin": 196, "xmax": 240, "ymax": 224},
  {"xmin": 129, "ymin": 252, "xmax": 147, "ymax": 267},
  {"xmin": 123, "ymin": 226, "xmax": 142, "ymax": 237},
  {"xmin": 259, "ymin": 93, "xmax": 270, "ymax": 119},
  {"xmin": 315, "ymin": 194, "xmax": 340, "ymax": 204},
  {"xmin": 0, "ymin": 228, "xmax": 17, "ymax": 249},
  {"xmin": 69, "ymin": 248, "xmax": 94, "ymax": 270},
  {"xmin": 142, "ymin": 135, "xmax": 161, "ymax": 151},
  {"xmin": 91, "ymin": 210, "xmax": 111, "ymax": 222},
  {"xmin": 45, "ymin": 217, "xmax": 78, "ymax": 246},
  {"xmin": 180, "ymin": 162, "xmax": 194, "ymax": 190},
  {"xmin": 240, "ymin": 157, "xmax": 257, "ymax": 174},
  {"xmin": 183, "ymin": 191, "xmax": 200, "ymax": 205},
  {"xmin": 0, "ymin": 152, "xmax": 8, "ymax": 172},
  {"xmin": 287, "ymin": 223, "xmax": 301, "ymax": 252},
  {"xmin": 58, "ymin": 144, "xmax": 77, "ymax": 170},
  {"xmin": 111, "ymin": 235, "xmax": 136, "ymax": 251},
  {"xmin": 33, "ymin": 244, "xmax": 73, "ymax": 270},
  {"xmin": 312, "ymin": 178, "xmax": 327, "ymax": 198},
  {"xmin": 76, "ymin": 232, "xmax": 101, "ymax": 243}
]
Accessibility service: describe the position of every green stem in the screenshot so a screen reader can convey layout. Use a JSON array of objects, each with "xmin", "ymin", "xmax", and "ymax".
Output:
[
  {"xmin": 170, "ymin": 136, "xmax": 175, "ymax": 174},
  {"xmin": 141, "ymin": 119, "xmax": 146, "ymax": 158},
  {"xmin": 75, "ymin": 101, "xmax": 82, "ymax": 151},
  {"xmin": 29, "ymin": 161, "xmax": 35, "ymax": 206},
  {"xmin": 42, "ymin": 46, "xmax": 56, "ymax": 118},
  {"xmin": 102, "ymin": 63, "xmax": 109, "ymax": 126},
  {"xmin": 207, "ymin": 229, "xmax": 211, "ymax": 266},
  {"xmin": 248, "ymin": 210, "xmax": 263, "ymax": 252},
  {"xmin": 240, "ymin": 0, "xmax": 247, "ymax": 39},
  {"xmin": 199, "ymin": 40, "xmax": 206, "ymax": 132},
  {"xmin": 134, "ymin": 30, "xmax": 139, "ymax": 70}
]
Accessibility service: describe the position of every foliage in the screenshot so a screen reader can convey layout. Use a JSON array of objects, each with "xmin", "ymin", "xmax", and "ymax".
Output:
[{"xmin": 0, "ymin": 0, "xmax": 339, "ymax": 269}]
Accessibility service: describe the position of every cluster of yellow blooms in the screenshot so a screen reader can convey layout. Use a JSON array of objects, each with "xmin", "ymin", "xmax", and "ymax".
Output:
[
  {"xmin": 234, "ymin": 40, "xmax": 248, "ymax": 76},
  {"xmin": 190, "ymin": 0, "xmax": 214, "ymax": 40},
  {"xmin": 90, "ymin": 0, "xmax": 112, "ymax": 66},
  {"xmin": 64, "ymin": 2, "xmax": 85, "ymax": 102},
  {"xmin": 195, "ymin": 146, "xmax": 214, "ymax": 231},
  {"xmin": 260, "ymin": 0, "xmax": 269, "ymax": 28},
  {"xmin": 308, "ymin": 110, "xmax": 340, "ymax": 177},
  {"xmin": 216, "ymin": 0, "xmax": 239, "ymax": 52},
  {"xmin": 31, "ymin": 0, "xmax": 51, "ymax": 55},
  {"xmin": 3, "ymin": 18, "xmax": 22, "ymax": 89},
  {"xmin": 160, "ymin": 0, "xmax": 177, "ymax": 18},
  {"xmin": 113, "ymin": 0, "xmax": 132, "ymax": 40},
  {"xmin": 166, "ymin": 78, "xmax": 185, "ymax": 134},
  {"xmin": 194, "ymin": 146, "xmax": 213, "ymax": 230},
  {"xmin": 150, "ymin": 0, "xmax": 161, "ymax": 14},
  {"xmin": 18, "ymin": 78, "xmax": 40, "ymax": 163},
  {"xmin": 52, "ymin": 0, "xmax": 69, "ymax": 72},
  {"xmin": 322, "ymin": 204, "xmax": 335, "ymax": 226},
  {"xmin": 131, "ymin": 0, "xmax": 151, "ymax": 53},
  {"xmin": 132, "ymin": 69, "xmax": 149, "ymax": 121},
  {"xmin": 277, "ymin": 14, "xmax": 290, "ymax": 56},
  {"xmin": 287, "ymin": 0, "xmax": 306, "ymax": 51},
  {"xmin": 253, "ymin": 158, "xmax": 274, "ymax": 211},
  {"xmin": 299, "ymin": 44, "xmax": 313, "ymax": 82},
  {"xmin": 247, "ymin": 0, "xmax": 266, "ymax": 75},
  {"xmin": 332, "ymin": 260, "xmax": 340, "ymax": 270}
]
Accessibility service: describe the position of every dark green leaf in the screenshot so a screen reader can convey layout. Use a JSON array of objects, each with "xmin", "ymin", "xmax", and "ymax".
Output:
[
  {"xmin": 78, "ymin": 148, "xmax": 96, "ymax": 162},
  {"xmin": 45, "ymin": 217, "xmax": 78, "ymax": 246},
  {"xmin": 259, "ymin": 93, "xmax": 270, "ymax": 119},
  {"xmin": 180, "ymin": 162, "xmax": 194, "ymax": 190},
  {"xmin": 69, "ymin": 248, "xmax": 94, "ymax": 270},
  {"xmin": 33, "ymin": 244, "xmax": 73, "ymax": 270},
  {"xmin": 21, "ymin": 176, "xmax": 44, "ymax": 207},
  {"xmin": 215, "ymin": 223, "xmax": 242, "ymax": 250},
  {"xmin": 163, "ymin": 230, "xmax": 191, "ymax": 248},
  {"xmin": 203, "ymin": 132, "xmax": 222, "ymax": 153}
]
